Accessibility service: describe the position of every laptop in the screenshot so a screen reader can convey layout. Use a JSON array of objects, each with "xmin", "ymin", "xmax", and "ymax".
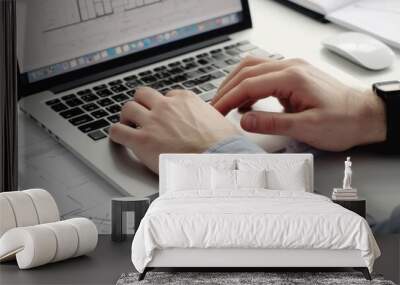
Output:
[{"xmin": 18, "ymin": 0, "xmax": 283, "ymax": 197}]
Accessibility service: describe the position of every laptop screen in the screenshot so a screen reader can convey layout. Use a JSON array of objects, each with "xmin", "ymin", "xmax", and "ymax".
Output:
[{"xmin": 17, "ymin": 0, "xmax": 244, "ymax": 83}]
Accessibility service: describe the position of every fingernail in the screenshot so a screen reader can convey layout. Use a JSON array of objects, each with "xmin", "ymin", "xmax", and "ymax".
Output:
[{"xmin": 244, "ymin": 114, "xmax": 256, "ymax": 130}]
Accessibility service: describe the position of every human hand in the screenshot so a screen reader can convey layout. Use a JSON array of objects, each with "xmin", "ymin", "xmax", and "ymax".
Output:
[
  {"xmin": 212, "ymin": 57, "xmax": 386, "ymax": 151},
  {"xmin": 110, "ymin": 87, "xmax": 239, "ymax": 173}
]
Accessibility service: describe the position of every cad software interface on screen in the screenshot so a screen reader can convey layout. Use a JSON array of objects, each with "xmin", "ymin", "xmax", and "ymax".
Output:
[{"xmin": 17, "ymin": 0, "xmax": 243, "ymax": 82}]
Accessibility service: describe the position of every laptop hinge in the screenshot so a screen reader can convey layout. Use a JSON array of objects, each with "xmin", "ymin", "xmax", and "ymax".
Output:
[{"xmin": 52, "ymin": 35, "xmax": 231, "ymax": 94}]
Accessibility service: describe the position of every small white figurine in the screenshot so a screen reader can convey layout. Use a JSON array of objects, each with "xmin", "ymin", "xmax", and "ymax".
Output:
[{"xmin": 343, "ymin": 157, "xmax": 352, "ymax": 189}]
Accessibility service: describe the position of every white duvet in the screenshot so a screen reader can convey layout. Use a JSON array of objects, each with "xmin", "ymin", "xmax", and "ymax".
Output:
[{"xmin": 131, "ymin": 190, "xmax": 380, "ymax": 273}]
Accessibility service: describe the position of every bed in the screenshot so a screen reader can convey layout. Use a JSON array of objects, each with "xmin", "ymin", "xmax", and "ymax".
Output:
[{"xmin": 131, "ymin": 154, "xmax": 380, "ymax": 280}]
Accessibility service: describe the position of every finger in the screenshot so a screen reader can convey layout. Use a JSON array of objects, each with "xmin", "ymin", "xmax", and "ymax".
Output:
[
  {"xmin": 216, "ymin": 60, "xmax": 295, "ymax": 104},
  {"xmin": 212, "ymin": 56, "xmax": 266, "ymax": 104},
  {"xmin": 120, "ymin": 100, "xmax": 150, "ymax": 127},
  {"xmin": 134, "ymin": 86, "xmax": 164, "ymax": 109},
  {"xmin": 214, "ymin": 71, "xmax": 294, "ymax": 116},
  {"xmin": 240, "ymin": 111, "xmax": 302, "ymax": 137},
  {"xmin": 238, "ymin": 99, "xmax": 257, "ymax": 113},
  {"xmin": 109, "ymin": 123, "xmax": 142, "ymax": 147}
]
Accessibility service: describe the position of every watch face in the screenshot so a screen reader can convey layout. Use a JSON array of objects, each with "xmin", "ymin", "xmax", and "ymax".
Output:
[{"xmin": 375, "ymin": 81, "xmax": 400, "ymax": 92}]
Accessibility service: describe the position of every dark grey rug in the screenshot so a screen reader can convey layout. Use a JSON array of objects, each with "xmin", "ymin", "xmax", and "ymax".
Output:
[{"xmin": 116, "ymin": 272, "xmax": 396, "ymax": 285}]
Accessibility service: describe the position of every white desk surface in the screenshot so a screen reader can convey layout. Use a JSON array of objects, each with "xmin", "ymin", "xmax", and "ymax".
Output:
[{"xmin": 18, "ymin": 0, "xmax": 400, "ymax": 234}]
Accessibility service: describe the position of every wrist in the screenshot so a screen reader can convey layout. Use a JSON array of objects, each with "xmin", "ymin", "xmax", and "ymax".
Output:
[{"xmin": 356, "ymin": 89, "xmax": 387, "ymax": 146}]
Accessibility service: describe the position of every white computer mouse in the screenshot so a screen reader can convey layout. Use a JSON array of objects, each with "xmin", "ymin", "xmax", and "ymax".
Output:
[{"xmin": 322, "ymin": 32, "xmax": 395, "ymax": 70}]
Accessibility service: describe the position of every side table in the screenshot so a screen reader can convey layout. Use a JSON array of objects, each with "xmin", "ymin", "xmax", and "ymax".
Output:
[
  {"xmin": 332, "ymin": 199, "xmax": 366, "ymax": 218},
  {"xmin": 111, "ymin": 197, "xmax": 150, "ymax": 242}
]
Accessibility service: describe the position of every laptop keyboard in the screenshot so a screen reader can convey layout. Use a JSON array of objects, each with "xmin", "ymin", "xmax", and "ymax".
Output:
[{"xmin": 45, "ymin": 41, "xmax": 283, "ymax": 141}]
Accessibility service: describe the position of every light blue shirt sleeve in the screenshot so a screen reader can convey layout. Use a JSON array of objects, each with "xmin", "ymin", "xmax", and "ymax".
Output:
[{"xmin": 204, "ymin": 135, "xmax": 266, "ymax": 154}]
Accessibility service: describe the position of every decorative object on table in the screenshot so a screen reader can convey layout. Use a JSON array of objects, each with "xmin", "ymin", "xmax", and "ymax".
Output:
[
  {"xmin": 333, "ymin": 199, "xmax": 366, "ymax": 219},
  {"xmin": 111, "ymin": 197, "xmax": 151, "ymax": 242},
  {"xmin": 332, "ymin": 157, "xmax": 359, "ymax": 200},
  {"xmin": 0, "ymin": 189, "xmax": 98, "ymax": 269},
  {"xmin": 116, "ymin": 271, "xmax": 395, "ymax": 285},
  {"xmin": 0, "ymin": 0, "xmax": 18, "ymax": 193}
]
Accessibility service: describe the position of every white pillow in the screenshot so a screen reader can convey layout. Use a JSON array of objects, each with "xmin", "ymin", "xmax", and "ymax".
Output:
[
  {"xmin": 267, "ymin": 164, "xmax": 307, "ymax": 191},
  {"xmin": 236, "ymin": 169, "xmax": 267, "ymax": 189},
  {"xmin": 238, "ymin": 159, "xmax": 309, "ymax": 191},
  {"xmin": 167, "ymin": 163, "xmax": 212, "ymax": 191},
  {"xmin": 212, "ymin": 168, "xmax": 237, "ymax": 190}
]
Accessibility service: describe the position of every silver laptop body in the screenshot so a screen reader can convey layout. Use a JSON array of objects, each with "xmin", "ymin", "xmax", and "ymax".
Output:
[{"xmin": 18, "ymin": 0, "xmax": 281, "ymax": 197}]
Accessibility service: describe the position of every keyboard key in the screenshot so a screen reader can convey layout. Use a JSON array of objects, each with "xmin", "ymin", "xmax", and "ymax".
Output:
[
  {"xmin": 170, "ymin": 74, "xmax": 187, "ymax": 83},
  {"xmin": 111, "ymin": 85, "xmax": 128, "ymax": 93},
  {"xmin": 45, "ymin": 99, "xmax": 61, "ymax": 105},
  {"xmin": 126, "ymin": 90, "xmax": 136, "ymax": 97},
  {"xmin": 200, "ymin": 91, "xmax": 215, "ymax": 102},
  {"xmin": 225, "ymin": 57, "xmax": 240, "ymax": 65},
  {"xmin": 69, "ymin": 114, "xmax": 93, "ymax": 126},
  {"xmin": 60, "ymin": 107, "xmax": 84, "ymax": 119},
  {"xmin": 61, "ymin": 94, "xmax": 76, "ymax": 100},
  {"xmin": 224, "ymin": 65, "xmax": 236, "ymax": 74},
  {"xmin": 212, "ymin": 53, "xmax": 228, "ymax": 60},
  {"xmin": 97, "ymin": 98, "xmax": 114, "ymax": 107},
  {"xmin": 198, "ymin": 66, "xmax": 215, "ymax": 73},
  {"xmin": 91, "ymin": 109, "xmax": 109, "ymax": 119},
  {"xmin": 182, "ymin": 62, "xmax": 198, "ymax": 70},
  {"xmin": 107, "ymin": 114, "xmax": 120, "ymax": 123},
  {"xmin": 51, "ymin": 103, "xmax": 68, "ymax": 112},
  {"xmin": 195, "ymin": 74, "xmax": 213, "ymax": 85},
  {"xmin": 149, "ymin": 81, "xmax": 165, "ymax": 90},
  {"xmin": 88, "ymin": 130, "xmax": 107, "ymax": 141},
  {"xmin": 96, "ymin": 89, "xmax": 113, "ymax": 97},
  {"xmin": 159, "ymin": 88, "xmax": 170, "ymax": 95},
  {"xmin": 78, "ymin": 119, "xmax": 109, "ymax": 133},
  {"xmin": 108, "ymin": 79, "xmax": 122, "ymax": 86},
  {"xmin": 93, "ymin": 84, "xmax": 107, "ymax": 91},
  {"xmin": 106, "ymin": 104, "xmax": 121, "ymax": 114},
  {"xmin": 210, "ymin": 70, "xmax": 225, "ymax": 79},
  {"xmin": 182, "ymin": 57, "xmax": 194, "ymax": 63},
  {"xmin": 65, "ymin": 98, "xmax": 84, "ymax": 107},
  {"xmin": 103, "ymin": 127, "xmax": 111, "ymax": 134},
  {"xmin": 168, "ymin": 67, "xmax": 183, "ymax": 74},
  {"xmin": 153, "ymin": 65, "xmax": 167, "ymax": 72},
  {"xmin": 210, "ymin": 48, "xmax": 222, "ymax": 54},
  {"xmin": 138, "ymin": 70, "xmax": 152, "ymax": 77},
  {"xmin": 82, "ymin": 103, "xmax": 99, "ymax": 112},
  {"xmin": 237, "ymin": 43, "xmax": 257, "ymax": 52},
  {"xmin": 123, "ymin": 75, "xmax": 137, "ymax": 81},
  {"xmin": 81, "ymin": 94, "xmax": 99, "ymax": 102},
  {"xmin": 189, "ymin": 87, "xmax": 202, "ymax": 95},
  {"xmin": 142, "ymin": 76, "xmax": 158, "ymax": 84},
  {"xmin": 212, "ymin": 61, "xmax": 229, "ymax": 69},
  {"xmin": 168, "ymin": 61, "xmax": 181, "ymax": 67},
  {"xmin": 182, "ymin": 80, "xmax": 196, "ymax": 88},
  {"xmin": 197, "ymin": 59, "xmax": 210, "ymax": 65},
  {"xmin": 112, "ymin": 93, "xmax": 129, "ymax": 102},
  {"xmin": 170, "ymin": 84, "xmax": 183, "ymax": 90},
  {"xmin": 196, "ymin": 53, "xmax": 209, "ymax": 58},
  {"xmin": 125, "ymin": 80, "xmax": 142, "ymax": 89},
  {"xmin": 199, "ymin": 82, "xmax": 216, "ymax": 92},
  {"xmin": 77, "ymin": 89, "xmax": 92, "ymax": 96}
]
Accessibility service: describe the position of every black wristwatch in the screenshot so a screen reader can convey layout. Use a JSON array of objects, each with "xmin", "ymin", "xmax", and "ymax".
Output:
[{"xmin": 372, "ymin": 80, "xmax": 400, "ymax": 153}]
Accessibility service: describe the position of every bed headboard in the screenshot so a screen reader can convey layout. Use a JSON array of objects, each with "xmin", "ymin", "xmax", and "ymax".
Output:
[{"xmin": 159, "ymin": 154, "xmax": 314, "ymax": 195}]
